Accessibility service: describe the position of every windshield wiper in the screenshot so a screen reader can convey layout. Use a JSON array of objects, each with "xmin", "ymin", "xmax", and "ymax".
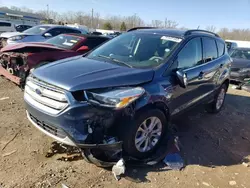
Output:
[{"xmin": 97, "ymin": 55, "xmax": 133, "ymax": 68}]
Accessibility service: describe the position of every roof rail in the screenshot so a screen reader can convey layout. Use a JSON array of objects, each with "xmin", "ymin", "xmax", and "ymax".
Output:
[
  {"xmin": 127, "ymin": 27, "xmax": 157, "ymax": 32},
  {"xmin": 184, "ymin": 29, "xmax": 220, "ymax": 37}
]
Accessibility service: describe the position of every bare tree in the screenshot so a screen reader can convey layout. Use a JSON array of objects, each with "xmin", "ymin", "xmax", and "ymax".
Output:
[
  {"xmin": 206, "ymin": 25, "xmax": 216, "ymax": 32},
  {"xmin": 164, "ymin": 18, "xmax": 178, "ymax": 28},
  {"xmin": 151, "ymin": 20, "xmax": 163, "ymax": 27}
]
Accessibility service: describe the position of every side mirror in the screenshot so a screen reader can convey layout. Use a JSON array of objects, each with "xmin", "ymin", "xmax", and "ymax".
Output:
[
  {"xmin": 176, "ymin": 70, "xmax": 188, "ymax": 88},
  {"xmin": 77, "ymin": 45, "xmax": 90, "ymax": 53},
  {"xmin": 44, "ymin": 33, "xmax": 52, "ymax": 38}
]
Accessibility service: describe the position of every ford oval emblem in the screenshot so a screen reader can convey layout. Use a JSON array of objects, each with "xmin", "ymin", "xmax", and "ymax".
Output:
[{"xmin": 35, "ymin": 88, "xmax": 42, "ymax": 96}]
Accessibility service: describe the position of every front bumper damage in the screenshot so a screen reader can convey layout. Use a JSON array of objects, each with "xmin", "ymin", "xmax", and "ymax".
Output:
[
  {"xmin": 0, "ymin": 37, "xmax": 7, "ymax": 49},
  {"xmin": 0, "ymin": 52, "xmax": 28, "ymax": 86}
]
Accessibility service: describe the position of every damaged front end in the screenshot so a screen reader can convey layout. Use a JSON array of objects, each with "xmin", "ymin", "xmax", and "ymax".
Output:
[
  {"xmin": 24, "ymin": 76, "xmax": 145, "ymax": 166},
  {"xmin": 0, "ymin": 52, "xmax": 29, "ymax": 86},
  {"xmin": 0, "ymin": 37, "xmax": 7, "ymax": 49}
]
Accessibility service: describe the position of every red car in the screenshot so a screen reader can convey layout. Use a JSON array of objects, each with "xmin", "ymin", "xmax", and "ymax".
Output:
[{"xmin": 0, "ymin": 33, "xmax": 110, "ymax": 87}]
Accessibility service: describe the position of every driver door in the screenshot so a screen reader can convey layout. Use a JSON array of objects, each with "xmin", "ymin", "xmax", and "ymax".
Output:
[{"xmin": 169, "ymin": 37, "xmax": 207, "ymax": 115}]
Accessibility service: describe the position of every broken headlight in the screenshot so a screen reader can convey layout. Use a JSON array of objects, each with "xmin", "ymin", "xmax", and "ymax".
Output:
[{"xmin": 86, "ymin": 87, "xmax": 145, "ymax": 109}]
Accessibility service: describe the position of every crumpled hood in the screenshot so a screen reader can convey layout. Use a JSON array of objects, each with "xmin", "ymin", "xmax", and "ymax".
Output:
[
  {"xmin": 231, "ymin": 58, "xmax": 250, "ymax": 68},
  {"xmin": 32, "ymin": 56, "xmax": 155, "ymax": 91},
  {"xmin": 0, "ymin": 32, "xmax": 21, "ymax": 38}
]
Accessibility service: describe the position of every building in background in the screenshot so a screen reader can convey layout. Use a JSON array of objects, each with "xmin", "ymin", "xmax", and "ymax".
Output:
[{"xmin": 0, "ymin": 7, "xmax": 43, "ymax": 26}]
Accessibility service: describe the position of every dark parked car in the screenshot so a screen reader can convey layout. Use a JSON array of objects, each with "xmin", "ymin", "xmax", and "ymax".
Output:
[
  {"xmin": 24, "ymin": 29, "xmax": 231, "ymax": 166},
  {"xmin": 0, "ymin": 33, "xmax": 110, "ymax": 86},
  {"xmin": 15, "ymin": 24, "xmax": 32, "ymax": 32},
  {"xmin": 230, "ymin": 48, "xmax": 250, "ymax": 87}
]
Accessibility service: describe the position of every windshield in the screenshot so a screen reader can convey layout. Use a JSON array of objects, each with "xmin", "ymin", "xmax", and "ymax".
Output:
[
  {"xmin": 231, "ymin": 48, "xmax": 250, "ymax": 60},
  {"xmin": 46, "ymin": 34, "xmax": 83, "ymax": 49},
  {"xmin": 23, "ymin": 25, "xmax": 50, "ymax": 35},
  {"xmin": 87, "ymin": 32, "xmax": 182, "ymax": 68}
]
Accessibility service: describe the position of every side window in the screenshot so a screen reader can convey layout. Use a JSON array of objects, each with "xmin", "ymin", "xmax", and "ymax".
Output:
[
  {"xmin": 216, "ymin": 40, "xmax": 225, "ymax": 57},
  {"xmin": 84, "ymin": 38, "xmax": 107, "ymax": 49},
  {"xmin": 48, "ymin": 28, "xmax": 62, "ymax": 36},
  {"xmin": 202, "ymin": 37, "xmax": 218, "ymax": 62},
  {"xmin": 177, "ymin": 38, "xmax": 202, "ymax": 69},
  {"xmin": 0, "ymin": 22, "xmax": 11, "ymax": 27},
  {"xmin": 65, "ymin": 28, "xmax": 81, "ymax": 34}
]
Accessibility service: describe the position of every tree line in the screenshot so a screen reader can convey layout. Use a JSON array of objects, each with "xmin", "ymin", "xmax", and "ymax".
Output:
[{"xmin": 3, "ymin": 6, "xmax": 250, "ymax": 40}]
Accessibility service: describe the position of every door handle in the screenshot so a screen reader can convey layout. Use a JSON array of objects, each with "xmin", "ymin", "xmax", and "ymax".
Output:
[{"xmin": 198, "ymin": 71, "xmax": 204, "ymax": 80}]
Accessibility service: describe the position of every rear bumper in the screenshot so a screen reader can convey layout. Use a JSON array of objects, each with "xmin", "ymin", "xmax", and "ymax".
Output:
[{"xmin": 0, "ymin": 65, "xmax": 21, "ymax": 85}]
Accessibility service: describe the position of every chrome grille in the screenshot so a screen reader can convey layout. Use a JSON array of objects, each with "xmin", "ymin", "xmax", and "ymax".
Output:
[{"xmin": 24, "ymin": 76, "xmax": 68, "ymax": 114}]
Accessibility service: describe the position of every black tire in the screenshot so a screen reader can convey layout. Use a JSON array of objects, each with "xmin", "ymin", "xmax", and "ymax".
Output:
[
  {"xmin": 120, "ymin": 109, "xmax": 167, "ymax": 159},
  {"xmin": 207, "ymin": 84, "xmax": 227, "ymax": 113}
]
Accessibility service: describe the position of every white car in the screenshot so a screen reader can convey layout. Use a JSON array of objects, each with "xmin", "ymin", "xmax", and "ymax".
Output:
[{"xmin": 0, "ymin": 21, "xmax": 16, "ymax": 34}]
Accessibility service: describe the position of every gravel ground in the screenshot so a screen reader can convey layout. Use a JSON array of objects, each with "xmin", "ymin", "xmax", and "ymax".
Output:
[{"xmin": 0, "ymin": 77, "xmax": 250, "ymax": 188}]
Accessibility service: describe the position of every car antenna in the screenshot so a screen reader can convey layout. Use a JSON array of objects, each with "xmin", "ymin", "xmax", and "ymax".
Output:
[{"xmin": 197, "ymin": 25, "xmax": 200, "ymax": 29}]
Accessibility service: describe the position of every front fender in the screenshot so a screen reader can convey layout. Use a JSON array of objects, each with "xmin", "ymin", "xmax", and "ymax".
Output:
[{"xmin": 134, "ymin": 82, "xmax": 172, "ymax": 118}]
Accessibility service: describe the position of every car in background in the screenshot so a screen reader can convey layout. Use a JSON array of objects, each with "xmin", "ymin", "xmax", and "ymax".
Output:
[
  {"xmin": 0, "ymin": 23, "xmax": 32, "ymax": 48},
  {"xmin": 225, "ymin": 40, "xmax": 250, "ymax": 54},
  {"xmin": 0, "ymin": 33, "xmax": 110, "ymax": 87},
  {"xmin": 0, "ymin": 21, "xmax": 16, "ymax": 34},
  {"xmin": 230, "ymin": 47, "xmax": 250, "ymax": 88},
  {"xmin": 242, "ymin": 81, "xmax": 250, "ymax": 92},
  {"xmin": 0, "ymin": 24, "xmax": 82, "ymax": 48},
  {"xmin": 15, "ymin": 24, "xmax": 32, "ymax": 32},
  {"xmin": 24, "ymin": 28, "xmax": 231, "ymax": 166},
  {"xmin": 66, "ymin": 24, "xmax": 89, "ymax": 34}
]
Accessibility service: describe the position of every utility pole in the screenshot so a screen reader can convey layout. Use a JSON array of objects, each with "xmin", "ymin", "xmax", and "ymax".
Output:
[
  {"xmin": 133, "ymin": 13, "xmax": 136, "ymax": 27},
  {"xmin": 46, "ymin": 4, "xmax": 49, "ymax": 20},
  {"xmin": 91, "ymin": 8, "xmax": 94, "ymax": 29}
]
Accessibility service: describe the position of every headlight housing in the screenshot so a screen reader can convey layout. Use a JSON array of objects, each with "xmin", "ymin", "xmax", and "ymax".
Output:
[
  {"xmin": 9, "ymin": 35, "xmax": 26, "ymax": 41},
  {"xmin": 85, "ymin": 87, "xmax": 145, "ymax": 109},
  {"xmin": 239, "ymin": 68, "xmax": 250, "ymax": 73}
]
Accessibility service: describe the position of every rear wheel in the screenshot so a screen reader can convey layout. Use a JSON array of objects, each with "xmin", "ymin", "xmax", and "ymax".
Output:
[
  {"xmin": 120, "ymin": 109, "xmax": 167, "ymax": 159},
  {"xmin": 207, "ymin": 84, "xmax": 227, "ymax": 113}
]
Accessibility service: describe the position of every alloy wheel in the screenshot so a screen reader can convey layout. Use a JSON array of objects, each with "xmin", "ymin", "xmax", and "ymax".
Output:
[
  {"xmin": 216, "ymin": 88, "xmax": 226, "ymax": 110},
  {"xmin": 135, "ymin": 116, "xmax": 163, "ymax": 153}
]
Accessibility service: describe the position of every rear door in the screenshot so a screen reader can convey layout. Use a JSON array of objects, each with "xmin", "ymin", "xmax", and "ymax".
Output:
[{"xmin": 200, "ymin": 37, "xmax": 223, "ymax": 94}]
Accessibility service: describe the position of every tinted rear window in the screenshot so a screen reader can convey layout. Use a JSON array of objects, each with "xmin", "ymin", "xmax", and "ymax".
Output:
[
  {"xmin": 0, "ymin": 22, "xmax": 11, "ymax": 27},
  {"xmin": 216, "ymin": 40, "xmax": 225, "ymax": 57},
  {"xmin": 202, "ymin": 37, "xmax": 218, "ymax": 61}
]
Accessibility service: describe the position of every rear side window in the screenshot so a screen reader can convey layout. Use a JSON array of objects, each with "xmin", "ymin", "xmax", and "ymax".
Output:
[
  {"xmin": 84, "ymin": 38, "xmax": 109, "ymax": 49},
  {"xmin": 216, "ymin": 40, "xmax": 225, "ymax": 57},
  {"xmin": 202, "ymin": 37, "xmax": 218, "ymax": 62},
  {"xmin": 65, "ymin": 28, "xmax": 81, "ymax": 34},
  {"xmin": 177, "ymin": 38, "xmax": 203, "ymax": 69},
  {"xmin": 0, "ymin": 22, "xmax": 11, "ymax": 27}
]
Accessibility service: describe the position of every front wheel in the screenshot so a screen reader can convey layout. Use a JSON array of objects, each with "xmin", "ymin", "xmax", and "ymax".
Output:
[
  {"xmin": 207, "ymin": 84, "xmax": 227, "ymax": 113},
  {"xmin": 120, "ymin": 109, "xmax": 167, "ymax": 159}
]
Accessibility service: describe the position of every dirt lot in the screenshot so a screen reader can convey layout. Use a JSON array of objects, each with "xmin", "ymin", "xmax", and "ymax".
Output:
[{"xmin": 0, "ymin": 77, "xmax": 250, "ymax": 188}]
